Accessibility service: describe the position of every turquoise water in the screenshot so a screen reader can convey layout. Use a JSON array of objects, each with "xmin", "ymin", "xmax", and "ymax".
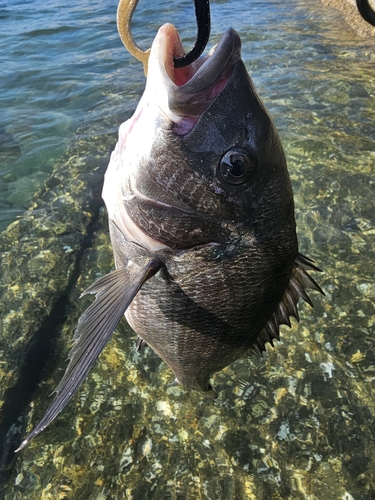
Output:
[
  {"xmin": 1, "ymin": 0, "xmax": 375, "ymax": 498},
  {"xmin": 1, "ymin": 0, "xmax": 374, "ymax": 230},
  {"xmin": 1, "ymin": 0, "xmax": 126, "ymax": 228},
  {"xmin": 0, "ymin": 0, "xmax": 220, "ymax": 229}
]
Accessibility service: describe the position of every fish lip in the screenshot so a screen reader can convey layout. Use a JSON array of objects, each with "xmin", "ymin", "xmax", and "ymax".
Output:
[
  {"xmin": 171, "ymin": 26, "xmax": 241, "ymax": 93},
  {"xmin": 113, "ymin": 27, "xmax": 243, "ymax": 253},
  {"xmin": 148, "ymin": 24, "xmax": 242, "ymax": 118}
]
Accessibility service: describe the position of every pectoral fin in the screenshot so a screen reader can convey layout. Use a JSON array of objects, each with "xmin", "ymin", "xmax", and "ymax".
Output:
[{"xmin": 16, "ymin": 259, "xmax": 162, "ymax": 452}]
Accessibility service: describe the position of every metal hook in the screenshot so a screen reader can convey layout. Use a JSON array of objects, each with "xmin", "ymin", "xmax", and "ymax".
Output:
[
  {"xmin": 117, "ymin": 0, "xmax": 211, "ymax": 76},
  {"xmin": 117, "ymin": 0, "xmax": 151, "ymax": 75},
  {"xmin": 356, "ymin": 0, "xmax": 375, "ymax": 27}
]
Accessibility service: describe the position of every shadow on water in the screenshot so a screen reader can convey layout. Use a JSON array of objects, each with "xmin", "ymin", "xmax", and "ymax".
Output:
[
  {"xmin": 0, "ymin": 196, "xmax": 104, "ymax": 489},
  {"xmin": 0, "ymin": 94, "xmax": 123, "ymax": 490}
]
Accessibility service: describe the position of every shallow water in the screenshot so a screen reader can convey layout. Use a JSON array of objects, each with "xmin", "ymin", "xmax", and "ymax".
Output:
[{"xmin": 0, "ymin": 0, "xmax": 375, "ymax": 498}]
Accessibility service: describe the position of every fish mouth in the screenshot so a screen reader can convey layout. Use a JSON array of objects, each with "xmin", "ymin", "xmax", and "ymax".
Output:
[
  {"xmin": 147, "ymin": 24, "xmax": 242, "ymax": 133},
  {"xmin": 108, "ymin": 27, "xmax": 243, "ymax": 254}
]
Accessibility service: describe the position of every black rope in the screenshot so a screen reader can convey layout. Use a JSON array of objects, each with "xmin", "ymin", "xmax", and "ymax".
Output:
[
  {"xmin": 356, "ymin": 0, "xmax": 375, "ymax": 27},
  {"xmin": 174, "ymin": 0, "xmax": 211, "ymax": 68}
]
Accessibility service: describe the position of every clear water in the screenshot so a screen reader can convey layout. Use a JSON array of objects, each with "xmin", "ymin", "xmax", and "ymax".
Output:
[
  {"xmin": 1, "ymin": 0, "xmax": 375, "ymax": 498},
  {"xmin": 0, "ymin": 0, "xmax": 229, "ymax": 229}
]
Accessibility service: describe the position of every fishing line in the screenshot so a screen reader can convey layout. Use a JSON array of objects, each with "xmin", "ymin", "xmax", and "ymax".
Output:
[
  {"xmin": 173, "ymin": 0, "xmax": 211, "ymax": 68},
  {"xmin": 356, "ymin": 0, "xmax": 375, "ymax": 27}
]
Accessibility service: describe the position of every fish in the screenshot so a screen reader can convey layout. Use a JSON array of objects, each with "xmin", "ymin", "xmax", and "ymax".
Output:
[{"xmin": 16, "ymin": 23, "xmax": 323, "ymax": 451}]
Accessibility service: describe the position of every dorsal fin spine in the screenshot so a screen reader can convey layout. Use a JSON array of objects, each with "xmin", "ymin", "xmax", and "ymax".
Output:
[{"xmin": 250, "ymin": 253, "xmax": 323, "ymax": 356}]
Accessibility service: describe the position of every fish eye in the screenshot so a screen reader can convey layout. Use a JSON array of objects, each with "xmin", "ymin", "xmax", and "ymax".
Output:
[{"xmin": 218, "ymin": 147, "xmax": 256, "ymax": 186}]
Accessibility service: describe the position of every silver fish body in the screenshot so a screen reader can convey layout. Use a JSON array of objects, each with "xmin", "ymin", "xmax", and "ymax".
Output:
[{"xmin": 16, "ymin": 24, "xmax": 322, "ymax": 450}]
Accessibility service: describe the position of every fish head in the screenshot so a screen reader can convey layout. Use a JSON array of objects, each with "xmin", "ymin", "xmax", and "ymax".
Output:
[{"xmin": 104, "ymin": 23, "xmax": 295, "ymax": 256}]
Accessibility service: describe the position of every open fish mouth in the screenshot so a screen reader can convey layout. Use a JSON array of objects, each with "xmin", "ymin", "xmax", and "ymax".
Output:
[
  {"xmin": 156, "ymin": 23, "xmax": 241, "ymax": 91},
  {"xmin": 104, "ymin": 25, "xmax": 245, "ymax": 254},
  {"xmin": 147, "ymin": 24, "xmax": 242, "ymax": 132},
  {"xmin": 109, "ymin": 25, "xmax": 244, "ymax": 253}
]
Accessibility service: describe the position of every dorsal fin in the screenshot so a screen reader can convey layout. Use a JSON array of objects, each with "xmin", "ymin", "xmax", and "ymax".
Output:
[{"xmin": 250, "ymin": 253, "xmax": 324, "ymax": 356}]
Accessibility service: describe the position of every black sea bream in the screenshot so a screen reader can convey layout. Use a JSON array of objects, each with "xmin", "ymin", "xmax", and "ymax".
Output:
[{"xmin": 17, "ymin": 24, "xmax": 322, "ymax": 450}]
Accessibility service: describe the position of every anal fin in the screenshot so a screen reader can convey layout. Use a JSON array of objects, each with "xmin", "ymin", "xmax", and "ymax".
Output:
[{"xmin": 135, "ymin": 336, "xmax": 148, "ymax": 352}]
